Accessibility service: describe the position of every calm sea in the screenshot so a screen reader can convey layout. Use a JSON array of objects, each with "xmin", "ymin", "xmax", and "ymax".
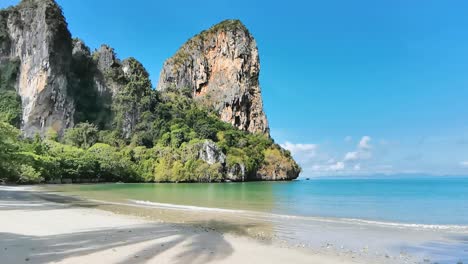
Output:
[{"xmin": 52, "ymin": 176, "xmax": 468, "ymax": 225}]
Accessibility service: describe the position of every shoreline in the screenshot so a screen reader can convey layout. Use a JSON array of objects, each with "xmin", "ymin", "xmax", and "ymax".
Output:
[
  {"xmin": 127, "ymin": 198, "xmax": 468, "ymax": 231},
  {"xmin": 0, "ymin": 186, "xmax": 363, "ymax": 264},
  {"xmin": 37, "ymin": 183, "xmax": 468, "ymax": 231},
  {"xmin": 1, "ymin": 186, "xmax": 467, "ymax": 263}
]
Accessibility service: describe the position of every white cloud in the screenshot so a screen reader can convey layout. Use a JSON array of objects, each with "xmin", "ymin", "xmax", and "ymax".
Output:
[
  {"xmin": 281, "ymin": 136, "xmax": 380, "ymax": 176},
  {"xmin": 358, "ymin": 136, "xmax": 372, "ymax": 150},
  {"xmin": 344, "ymin": 151, "xmax": 359, "ymax": 162},
  {"xmin": 333, "ymin": 135, "xmax": 374, "ymax": 173},
  {"xmin": 280, "ymin": 142, "xmax": 318, "ymax": 164},
  {"xmin": 329, "ymin": 162, "xmax": 345, "ymax": 171},
  {"xmin": 281, "ymin": 135, "xmax": 468, "ymax": 177},
  {"xmin": 343, "ymin": 136, "xmax": 373, "ymax": 163},
  {"xmin": 281, "ymin": 142, "xmax": 317, "ymax": 154},
  {"xmin": 309, "ymin": 162, "xmax": 345, "ymax": 172}
]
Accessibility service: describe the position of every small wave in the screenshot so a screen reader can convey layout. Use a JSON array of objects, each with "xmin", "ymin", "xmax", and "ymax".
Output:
[
  {"xmin": 129, "ymin": 200, "xmax": 245, "ymax": 213},
  {"xmin": 337, "ymin": 218, "xmax": 468, "ymax": 230},
  {"xmin": 130, "ymin": 200, "xmax": 468, "ymax": 231},
  {"xmin": 82, "ymin": 198, "xmax": 468, "ymax": 232},
  {"xmin": 259, "ymin": 213, "xmax": 468, "ymax": 231}
]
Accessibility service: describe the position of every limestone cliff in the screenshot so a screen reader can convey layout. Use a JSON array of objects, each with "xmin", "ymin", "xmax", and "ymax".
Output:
[
  {"xmin": 0, "ymin": 0, "xmax": 300, "ymax": 181},
  {"xmin": 89, "ymin": 44, "xmax": 152, "ymax": 138},
  {"xmin": 0, "ymin": 0, "xmax": 150, "ymax": 137},
  {"xmin": 157, "ymin": 20, "xmax": 269, "ymax": 135},
  {"xmin": 0, "ymin": 0, "xmax": 74, "ymax": 136},
  {"xmin": 92, "ymin": 45, "xmax": 124, "ymax": 96}
]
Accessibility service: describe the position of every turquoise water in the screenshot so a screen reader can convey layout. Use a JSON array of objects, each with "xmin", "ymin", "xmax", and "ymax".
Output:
[
  {"xmin": 274, "ymin": 176, "xmax": 468, "ymax": 225},
  {"xmin": 53, "ymin": 176, "xmax": 468, "ymax": 225}
]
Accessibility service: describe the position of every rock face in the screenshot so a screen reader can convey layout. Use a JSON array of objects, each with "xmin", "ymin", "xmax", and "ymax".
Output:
[
  {"xmin": 0, "ymin": 0, "xmax": 148, "ymax": 137},
  {"xmin": 226, "ymin": 163, "xmax": 247, "ymax": 181},
  {"xmin": 197, "ymin": 140, "xmax": 226, "ymax": 165},
  {"xmin": 116, "ymin": 58, "xmax": 153, "ymax": 139},
  {"xmin": 157, "ymin": 20, "xmax": 269, "ymax": 135},
  {"xmin": 90, "ymin": 45, "xmax": 153, "ymax": 138},
  {"xmin": 0, "ymin": 1, "xmax": 300, "ymax": 181},
  {"xmin": 93, "ymin": 45, "xmax": 123, "ymax": 96},
  {"xmin": 0, "ymin": 0, "xmax": 74, "ymax": 136}
]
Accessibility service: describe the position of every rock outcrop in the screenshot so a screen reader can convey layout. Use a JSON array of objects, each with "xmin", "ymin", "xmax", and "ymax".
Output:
[
  {"xmin": 226, "ymin": 163, "xmax": 247, "ymax": 181},
  {"xmin": 93, "ymin": 45, "xmax": 124, "ymax": 96},
  {"xmin": 157, "ymin": 20, "xmax": 269, "ymax": 135},
  {"xmin": 197, "ymin": 140, "xmax": 226, "ymax": 165},
  {"xmin": 256, "ymin": 147, "xmax": 301, "ymax": 181},
  {"xmin": 0, "ymin": 0, "xmax": 74, "ymax": 136},
  {"xmin": 89, "ymin": 45, "xmax": 152, "ymax": 138}
]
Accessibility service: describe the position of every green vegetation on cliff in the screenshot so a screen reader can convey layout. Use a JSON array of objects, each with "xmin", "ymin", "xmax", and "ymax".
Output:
[
  {"xmin": 70, "ymin": 39, "xmax": 112, "ymax": 128},
  {"xmin": 0, "ymin": 87, "xmax": 299, "ymax": 183},
  {"xmin": 0, "ymin": 64, "xmax": 300, "ymax": 183},
  {"xmin": 0, "ymin": 59, "xmax": 21, "ymax": 126},
  {"xmin": 0, "ymin": 3, "xmax": 300, "ymax": 183}
]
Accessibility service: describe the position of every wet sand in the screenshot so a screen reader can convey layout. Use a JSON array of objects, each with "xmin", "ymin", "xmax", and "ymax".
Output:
[{"xmin": 0, "ymin": 186, "xmax": 366, "ymax": 264}]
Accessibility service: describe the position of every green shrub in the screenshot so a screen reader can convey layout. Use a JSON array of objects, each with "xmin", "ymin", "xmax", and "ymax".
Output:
[
  {"xmin": 18, "ymin": 165, "xmax": 43, "ymax": 184},
  {"xmin": 63, "ymin": 122, "xmax": 99, "ymax": 149}
]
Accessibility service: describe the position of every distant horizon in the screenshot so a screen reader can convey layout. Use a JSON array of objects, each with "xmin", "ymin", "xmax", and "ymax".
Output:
[
  {"xmin": 297, "ymin": 173, "xmax": 468, "ymax": 179},
  {"xmin": 2, "ymin": 0, "xmax": 468, "ymax": 177}
]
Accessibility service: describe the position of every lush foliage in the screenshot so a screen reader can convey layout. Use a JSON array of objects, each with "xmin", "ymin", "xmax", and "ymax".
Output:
[
  {"xmin": 0, "ymin": 122, "xmax": 139, "ymax": 184},
  {"xmin": 0, "ymin": 80, "xmax": 299, "ymax": 184},
  {"xmin": 0, "ymin": 50, "xmax": 299, "ymax": 184},
  {"xmin": 112, "ymin": 58, "xmax": 154, "ymax": 140},
  {"xmin": 0, "ymin": 59, "xmax": 21, "ymax": 126},
  {"xmin": 63, "ymin": 122, "xmax": 99, "ymax": 149},
  {"xmin": 70, "ymin": 38, "xmax": 112, "ymax": 128}
]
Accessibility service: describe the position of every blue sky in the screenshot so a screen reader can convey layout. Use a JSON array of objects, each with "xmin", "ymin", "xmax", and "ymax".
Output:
[{"xmin": 2, "ymin": 0, "xmax": 468, "ymax": 176}]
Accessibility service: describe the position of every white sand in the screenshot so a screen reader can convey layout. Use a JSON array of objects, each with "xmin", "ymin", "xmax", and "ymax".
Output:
[{"xmin": 0, "ymin": 187, "xmax": 361, "ymax": 264}]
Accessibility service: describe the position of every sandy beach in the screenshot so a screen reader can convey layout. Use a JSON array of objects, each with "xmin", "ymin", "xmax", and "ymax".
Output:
[
  {"xmin": 0, "ymin": 186, "xmax": 362, "ymax": 264},
  {"xmin": 1, "ymin": 185, "xmax": 467, "ymax": 264}
]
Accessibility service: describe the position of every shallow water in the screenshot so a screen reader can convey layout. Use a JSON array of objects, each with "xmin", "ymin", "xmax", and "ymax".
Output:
[
  {"xmin": 47, "ymin": 176, "xmax": 468, "ymax": 263},
  {"xmin": 51, "ymin": 176, "xmax": 468, "ymax": 225}
]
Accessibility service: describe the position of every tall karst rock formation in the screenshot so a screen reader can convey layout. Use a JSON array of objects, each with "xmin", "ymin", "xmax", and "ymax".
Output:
[
  {"xmin": 0, "ymin": 0, "xmax": 74, "ymax": 136},
  {"xmin": 0, "ymin": 0, "xmax": 149, "ymax": 137},
  {"xmin": 0, "ymin": 0, "xmax": 300, "ymax": 181},
  {"xmin": 2, "ymin": 1, "xmax": 270, "ymax": 138},
  {"xmin": 157, "ymin": 20, "xmax": 269, "ymax": 135}
]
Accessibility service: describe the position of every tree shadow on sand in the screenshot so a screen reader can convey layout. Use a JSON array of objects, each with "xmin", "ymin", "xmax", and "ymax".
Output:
[
  {"xmin": 0, "ymin": 189, "xmax": 99, "ymax": 211},
  {"xmin": 0, "ymin": 220, "xmax": 259, "ymax": 264},
  {"xmin": 0, "ymin": 188, "xmax": 265, "ymax": 263}
]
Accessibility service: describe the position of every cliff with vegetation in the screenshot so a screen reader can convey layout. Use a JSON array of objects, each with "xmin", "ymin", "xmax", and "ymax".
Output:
[
  {"xmin": 0, "ymin": 0, "xmax": 74, "ymax": 136},
  {"xmin": 0, "ymin": 0, "xmax": 300, "ymax": 184},
  {"xmin": 157, "ymin": 20, "xmax": 269, "ymax": 135}
]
